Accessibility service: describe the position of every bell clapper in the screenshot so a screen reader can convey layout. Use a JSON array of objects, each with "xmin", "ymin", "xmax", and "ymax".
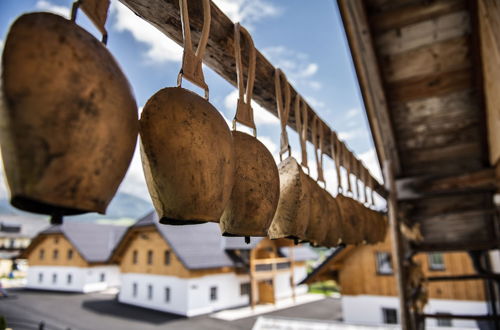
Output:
[
  {"xmin": 50, "ymin": 214, "xmax": 63, "ymax": 225},
  {"xmin": 244, "ymin": 236, "xmax": 250, "ymax": 244}
]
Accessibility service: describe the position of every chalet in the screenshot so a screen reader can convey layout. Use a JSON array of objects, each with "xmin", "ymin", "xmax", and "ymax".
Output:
[
  {"xmin": 22, "ymin": 222, "xmax": 126, "ymax": 293},
  {"xmin": 0, "ymin": 214, "xmax": 49, "ymax": 277},
  {"xmin": 109, "ymin": 211, "xmax": 317, "ymax": 317},
  {"xmin": 303, "ymin": 233, "xmax": 488, "ymax": 328}
]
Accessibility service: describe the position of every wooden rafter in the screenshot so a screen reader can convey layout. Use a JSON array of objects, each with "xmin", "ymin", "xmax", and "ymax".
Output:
[
  {"xmin": 118, "ymin": 0, "xmax": 389, "ymax": 198},
  {"xmin": 337, "ymin": 0, "xmax": 401, "ymax": 178}
]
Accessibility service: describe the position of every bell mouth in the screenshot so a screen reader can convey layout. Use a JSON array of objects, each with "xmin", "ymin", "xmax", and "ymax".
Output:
[
  {"xmin": 10, "ymin": 195, "xmax": 89, "ymax": 216},
  {"xmin": 159, "ymin": 218, "xmax": 207, "ymax": 226}
]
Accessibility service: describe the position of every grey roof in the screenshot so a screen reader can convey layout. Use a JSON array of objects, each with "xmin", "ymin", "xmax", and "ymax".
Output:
[
  {"xmin": 41, "ymin": 222, "xmax": 127, "ymax": 263},
  {"xmin": 279, "ymin": 246, "xmax": 318, "ymax": 262},
  {"xmin": 133, "ymin": 212, "xmax": 316, "ymax": 270},
  {"xmin": 0, "ymin": 214, "xmax": 50, "ymax": 239}
]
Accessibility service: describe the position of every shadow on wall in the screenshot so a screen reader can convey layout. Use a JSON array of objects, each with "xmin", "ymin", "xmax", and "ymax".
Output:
[{"xmin": 81, "ymin": 298, "xmax": 185, "ymax": 325}]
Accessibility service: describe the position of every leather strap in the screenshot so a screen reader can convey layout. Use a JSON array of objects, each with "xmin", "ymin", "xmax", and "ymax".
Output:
[
  {"xmin": 294, "ymin": 95, "xmax": 309, "ymax": 172},
  {"xmin": 275, "ymin": 69, "xmax": 291, "ymax": 160},
  {"xmin": 177, "ymin": 0, "xmax": 211, "ymax": 99},
  {"xmin": 233, "ymin": 23, "xmax": 257, "ymax": 134},
  {"xmin": 71, "ymin": 0, "xmax": 110, "ymax": 44},
  {"xmin": 312, "ymin": 117, "xmax": 325, "ymax": 186},
  {"xmin": 331, "ymin": 131, "xmax": 342, "ymax": 194}
]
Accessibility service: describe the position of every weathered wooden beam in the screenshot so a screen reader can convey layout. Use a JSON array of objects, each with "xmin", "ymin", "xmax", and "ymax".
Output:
[
  {"xmin": 370, "ymin": 0, "xmax": 466, "ymax": 33},
  {"xmin": 338, "ymin": 0, "xmax": 401, "ymax": 178},
  {"xmin": 384, "ymin": 161, "xmax": 411, "ymax": 330},
  {"xmin": 118, "ymin": 0, "xmax": 389, "ymax": 198},
  {"xmin": 396, "ymin": 167, "xmax": 497, "ymax": 200}
]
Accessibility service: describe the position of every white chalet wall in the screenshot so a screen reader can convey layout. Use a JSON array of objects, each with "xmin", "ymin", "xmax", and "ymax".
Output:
[
  {"xmin": 342, "ymin": 295, "xmax": 488, "ymax": 328},
  {"xmin": 27, "ymin": 265, "xmax": 120, "ymax": 292},
  {"xmin": 274, "ymin": 266, "xmax": 308, "ymax": 300}
]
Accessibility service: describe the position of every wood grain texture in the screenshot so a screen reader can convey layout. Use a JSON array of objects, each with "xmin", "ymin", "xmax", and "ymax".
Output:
[
  {"xmin": 118, "ymin": 0, "xmax": 387, "ymax": 197},
  {"xmin": 370, "ymin": 0, "xmax": 466, "ymax": 33},
  {"xmin": 338, "ymin": 0, "xmax": 401, "ymax": 177}
]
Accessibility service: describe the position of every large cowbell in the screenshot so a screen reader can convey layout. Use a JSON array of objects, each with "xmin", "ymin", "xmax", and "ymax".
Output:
[
  {"xmin": 0, "ymin": 5, "xmax": 138, "ymax": 217},
  {"xmin": 139, "ymin": 0, "xmax": 234, "ymax": 225},
  {"xmin": 219, "ymin": 23, "xmax": 280, "ymax": 238}
]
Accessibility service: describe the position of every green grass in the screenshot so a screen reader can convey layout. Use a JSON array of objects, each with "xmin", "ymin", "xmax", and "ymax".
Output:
[{"xmin": 308, "ymin": 280, "xmax": 339, "ymax": 295}]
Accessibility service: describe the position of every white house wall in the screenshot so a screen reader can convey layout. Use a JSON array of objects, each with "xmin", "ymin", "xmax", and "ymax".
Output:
[
  {"xmin": 26, "ymin": 265, "xmax": 120, "ymax": 293},
  {"xmin": 274, "ymin": 266, "xmax": 308, "ymax": 300},
  {"xmin": 342, "ymin": 295, "xmax": 488, "ymax": 328}
]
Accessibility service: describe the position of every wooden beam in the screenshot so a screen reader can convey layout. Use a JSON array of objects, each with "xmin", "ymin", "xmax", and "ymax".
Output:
[
  {"xmin": 118, "ymin": 0, "xmax": 389, "ymax": 197},
  {"xmin": 370, "ymin": 0, "xmax": 466, "ymax": 33},
  {"xmin": 396, "ymin": 167, "xmax": 497, "ymax": 200},
  {"xmin": 384, "ymin": 161, "xmax": 411, "ymax": 330},
  {"xmin": 338, "ymin": 0, "xmax": 401, "ymax": 177}
]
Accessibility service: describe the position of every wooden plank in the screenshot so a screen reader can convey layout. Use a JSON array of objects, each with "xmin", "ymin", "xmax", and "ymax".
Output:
[
  {"xmin": 479, "ymin": 0, "xmax": 500, "ymax": 165},
  {"xmin": 370, "ymin": 0, "xmax": 466, "ymax": 33},
  {"xmin": 380, "ymin": 36, "xmax": 470, "ymax": 83},
  {"xmin": 421, "ymin": 313, "xmax": 500, "ymax": 321},
  {"xmin": 427, "ymin": 274, "xmax": 500, "ymax": 281},
  {"xmin": 118, "ymin": 0, "xmax": 388, "ymax": 198},
  {"xmin": 386, "ymin": 68, "xmax": 472, "ymax": 103},
  {"xmin": 383, "ymin": 161, "xmax": 411, "ymax": 330},
  {"xmin": 402, "ymin": 142, "xmax": 481, "ymax": 164},
  {"xmin": 396, "ymin": 167, "xmax": 497, "ymax": 200},
  {"xmin": 375, "ymin": 11, "xmax": 470, "ymax": 56},
  {"xmin": 338, "ymin": 0, "xmax": 401, "ymax": 177}
]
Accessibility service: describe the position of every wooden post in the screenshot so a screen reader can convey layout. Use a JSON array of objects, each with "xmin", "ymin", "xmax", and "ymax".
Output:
[
  {"xmin": 384, "ymin": 160, "xmax": 412, "ymax": 330},
  {"xmin": 249, "ymin": 249, "xmax": 256, "ymax": 310}
]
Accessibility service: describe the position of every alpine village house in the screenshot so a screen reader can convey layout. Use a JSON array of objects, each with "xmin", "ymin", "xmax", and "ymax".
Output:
[
  {"xmin": 23, "ymin": 212, "xmax": 316, "ymax": 317},
  {"xmin": 303, "ymin": 231, "xmax": 489, "ymax": 328}
]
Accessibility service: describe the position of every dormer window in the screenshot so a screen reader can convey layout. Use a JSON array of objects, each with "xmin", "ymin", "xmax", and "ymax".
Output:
[
  {"xmin": 428, "ymin": 253, "xmax": 445, "ymax": 271},
  {"xmin": 376, "ymin": 252, "xmax": 393, "ymax": 275}
]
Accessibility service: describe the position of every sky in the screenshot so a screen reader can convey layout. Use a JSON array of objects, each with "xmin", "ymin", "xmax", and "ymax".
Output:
[{"xmin": 0, "ymin": 0, "xmax": 383, "ymax": 209}]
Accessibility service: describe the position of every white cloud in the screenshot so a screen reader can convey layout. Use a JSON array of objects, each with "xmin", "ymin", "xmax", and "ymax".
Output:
[
  {"xmin": 338, "ymin": 128, "xmax": 364, "ymax": 141},
  {"xmin": 212, "ymin": 0, "xmax": 281, "ymax": 29},
  {"xmin": 223, "ymin": 90, "xmax": 279, "ymax": 126},
  {"xmin": 262, "ymin": 46, "xmax": 322, "ymax": 91},
  {"xmin": 345, "ymin": 108, "xmax": 360, "ymax": 118},
  {"xmin": 36, "ymin": 0, "xmax": 70, "ymax": 18},
  {"xmin": 257, "ymin": 136, "xmax": 277, "ymax": 156},
  {"xmin": 111, "ymin": 1, "xmax": 182, "ymax": 63},
  {"xmin": 117, "ymin": 140, "xmax": 151, "ymax": 202},
  {"xmin": 358, "ymin": 148, "xmax": 383, "ymax": 183}
]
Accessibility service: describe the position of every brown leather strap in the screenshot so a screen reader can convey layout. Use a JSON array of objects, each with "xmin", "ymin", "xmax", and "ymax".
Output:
[
  {"xmin": 233, "ymin": 23, "xmax": 257, "ymax": 134},
  {"xmin": 294, "ymin": 95, "xmax": 309, "ymax": 172},
  {"xmin": 177, "ymin": 0, "xmax": 211, "ymax": 98},
  {"xmin": 331, "ymin": 131, "xmax": 342, "ymax": 194},
  {"xmin": 342, "ymin": 142, "xmax": 353, "ymax": 194},
  {"xmin": 312, "ymin": 117, "xmax": 325, "ymax": 186},
  {"xmin": 362, "ymin": 163, "xmax": 370, "ymax": 205},
  {"xmin": 71, "ymin": 0, "xmax": 110, "ymax": 44},
  {"xmin": 275, "ymin": 69, "xmax": 291, "ymax": 160}
]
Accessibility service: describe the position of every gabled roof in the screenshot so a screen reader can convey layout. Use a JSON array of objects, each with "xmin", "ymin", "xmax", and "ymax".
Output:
[
  {"xmin": 35, "ymin": 222, "xmax": 127, "ymax": 263},
  {"xmin": 117, "ymin": 211, "xmax": 316, "ymax": 270},
  {"xmin": 300, "ymin": 246, "xmax": 355, "ymax": 285}
]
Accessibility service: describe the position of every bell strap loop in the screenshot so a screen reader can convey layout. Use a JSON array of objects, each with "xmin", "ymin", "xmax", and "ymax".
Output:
[
  {"xmin": 232, "ymin": 22, "xmax": 257, "ymax": 136},
  {"xmin": 312, "ymin": 116, "xmax": 326, "ymax": 187},
  {"xmin": 331, "ymin": 131, "xmax": 342, "ymax": 195},
  {"xmin": 177, "ymin": 0, "xmax": 211, "ymax": 99},
  {"xmin": 342, "ymin": 142, "xmax": 353, "ymax": 197},
  {"xmin": 294, "ymin": 95, "xmax": 309, "ymax": 173},
  {"xmin": 71, "ymin": 0, "xmax": 110, "ymax": 44},
  {"xmin": 275, "ymin": 68, "xmax": 291, "ymax": 161}
]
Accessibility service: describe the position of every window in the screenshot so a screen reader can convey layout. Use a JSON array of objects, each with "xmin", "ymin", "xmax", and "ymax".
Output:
[
  {"xmin": 147, "ymin": 250, "xmax": 153, "ymax": 265},
  {"xmin": 52, "ymin": 273, "xmax": 57, "ymax": 284},
  {"xmin": 428, "ymin": 253, "xmax": 445, "ymax": 271},
  {"xmin": 164, "ymin": 250, "xmax": 171, "ymax": 265},
  {"xmin": 100, "ymin": 273, "xmax": 105, "ymax": 282},
  {"xmin": 382, "ymin": 308, "xmax": 398, "ymax": 324},
  {"xmin": 132, "ymin": 282, "xmax": 138, "ymax": 297},
  {"xmin": 67, "ymin": 274, "xmax": 72, "ymax": 285},
  {"xmin": 210, "ymin": 286, "xmax": 217, "ymax": 301},
  {"xmin": 54, "ymin": 237, "xmax": 59, "ymax": 244},
  {"xmin": 39, "ymin": 249, "xmax": 45, "ymax": 260},
  {"xmin": 165, "ymin": 287, "xmax": 171, "ymax": 303},
  {"xmin": 67, "ymin": 249, "xmax": 73, "ymax": 260},
  {"xmin": 148, "ymin": 284, "xmax": 153, "ymax": 300},
  {"xmin": 240, "ymin": 283, "xmax": 250, "ymax": 296},
  {"xmin": 436, "ymin": 313, "xmax": 452, "ymax": 327},
  {"xmin": 38, "ymin": 273, "xmax": 43, "ymax": 283},
  {"xmin": 132, "ymin": 250, "xmax": 138, "ymax": 264},
  {"xmin": 376, "ymin": 252, "xmax": 393, "ymax": 275},
  {"xmin": 53, "ymin": 249, "xmax": 59, "ymax": 260}
]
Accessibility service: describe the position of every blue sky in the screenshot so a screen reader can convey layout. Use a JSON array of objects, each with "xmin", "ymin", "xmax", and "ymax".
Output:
[{"xmin": 0, "ymin": 0, "xmax": 382, "ymax": 205}]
